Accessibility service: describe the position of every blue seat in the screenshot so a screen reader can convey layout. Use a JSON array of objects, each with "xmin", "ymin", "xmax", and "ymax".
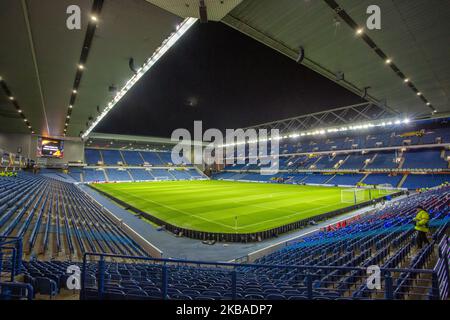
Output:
[
  {"xmin": 104, "ymin": 289, "xmax": 125, "ymax": 300},
  {"xmin": 244, "ymin": 294, "xmax": 264, "ymax": 300},
  {"xmin": 35, "ymin": 277, "xmax": 58, "ymax": 298},
  {"xmin": 288, "ymin": 295, "xmax": 308, "ymax": 300},
  {"xmin": 265, "ymin": 293, "xmax": 286, "ymax": 300}
]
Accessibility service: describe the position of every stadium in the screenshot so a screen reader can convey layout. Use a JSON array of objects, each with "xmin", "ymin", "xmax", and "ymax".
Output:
[{"xmin": 0, "ymin": 0, "xmax": 449, "ymax": 304}]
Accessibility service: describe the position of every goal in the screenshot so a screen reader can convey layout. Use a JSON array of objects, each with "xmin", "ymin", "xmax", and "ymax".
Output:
[
  {"xmin": 378, "ymin": 183, "xmax": 394, "ymax": 195},
  {"xmin": 341, "ymin": 188, "xmax": 365, "ymax": 204}
]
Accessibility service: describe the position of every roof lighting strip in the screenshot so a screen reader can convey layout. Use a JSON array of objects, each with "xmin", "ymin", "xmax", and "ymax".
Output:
[{"xmin": 0, "ymin": 77, "xmax": 35, "ymax": 133}]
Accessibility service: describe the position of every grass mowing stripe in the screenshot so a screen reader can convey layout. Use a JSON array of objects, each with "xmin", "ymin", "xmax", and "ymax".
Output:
[{"xmin": 94, "ymin": 180, "xmax": 392, "ymax": 233}]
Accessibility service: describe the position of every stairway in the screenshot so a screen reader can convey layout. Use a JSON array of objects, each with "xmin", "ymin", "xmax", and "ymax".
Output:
[
  {"xmin": 99, "ymin": 150, "xmax": 105, "ymax": 165},
  {"xmin": 102, "ymin": 169, "xmax": 109, "ymax": 182},
  {"xmin": 337, "ymin": 154, "xmax": 351, "ymax": 169},
  {"xmin": 360, "ymin": 173, "xmax": 370, "ymax": 183},
  {"xmin": 127, "ymin": 170, "xmax": 134, "ymax": 182},
  {"xmin": 398, "ymin": 174, "xmax": 408, "ymax": 188},
  {"xmin": 138, "ymin": 151, "xmax": 146, "ymax": 164},
  {"xmin": 310, "ymin": 156, "xmax": 323, "ymax": 169},
  {"xmin": 119, "ymin": 150, "xmax": 127, "ymax": 165},
  {"xmin": 323, "ymin": 175, "xmax": 336, "ymax": 184}
]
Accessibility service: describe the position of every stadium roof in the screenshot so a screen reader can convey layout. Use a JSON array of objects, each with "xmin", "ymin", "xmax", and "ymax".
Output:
[
  {"xmin": 0, "ymin": 0, "xmax": 180, "ymax": 137},
  {"xmin": 0, "ymin": 0, "xmax": 448, "ymax": 139},
  {"xmin": 223, "ymin": 0, "xmax": 449, "ymax": 117}
]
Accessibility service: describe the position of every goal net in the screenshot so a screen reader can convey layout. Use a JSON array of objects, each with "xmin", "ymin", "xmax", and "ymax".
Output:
[
  {"xmin": 341, "ymin": 188, "xmax": 365, "ymax": 204},
  {"xmin": 378, "ymin": 183, "xmax": 394, "ymax": 195}
]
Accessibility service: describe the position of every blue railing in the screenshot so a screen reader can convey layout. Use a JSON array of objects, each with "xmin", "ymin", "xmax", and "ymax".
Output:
[
  {"xmin": 0, "ymin": 237, "xmax": 23, "ymax": 281},
  {"xmin": 0, "ymin": 282, "xmax": 34, "ymax": 300},
  {"xmin": 434, "ymin": 237, "xmax": 449, "ymax": 300},
  {"xmin": 81, "ymin": 252, "xmax": 443, "ymax": 300}
]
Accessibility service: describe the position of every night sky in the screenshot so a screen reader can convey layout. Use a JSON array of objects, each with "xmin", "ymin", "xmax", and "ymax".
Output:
[{"xmin": 97, "ymin": 21, "xmax": 364, "ymax": 138}]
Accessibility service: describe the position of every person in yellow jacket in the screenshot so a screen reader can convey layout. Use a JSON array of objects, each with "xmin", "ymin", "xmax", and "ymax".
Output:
[{"xmin": 413, "ymin": 205, "xmax": 430, "ymax": 248}]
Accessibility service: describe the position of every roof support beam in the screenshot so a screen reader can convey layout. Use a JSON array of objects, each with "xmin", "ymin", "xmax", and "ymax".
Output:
[{"xmin": 20, "ymin": 0, "xmax": 50, "ymax": 136}]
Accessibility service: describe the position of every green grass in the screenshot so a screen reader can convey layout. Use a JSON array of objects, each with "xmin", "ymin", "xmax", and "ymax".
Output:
[{"xmin": 93, "ymin": 180, "xmax": 391, "ymax": 234}]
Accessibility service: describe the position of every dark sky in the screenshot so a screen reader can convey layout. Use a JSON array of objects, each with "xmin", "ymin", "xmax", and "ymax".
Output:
[{"xmin": 97, "ymin": 21, "xmax": 364, "ymax": 138}]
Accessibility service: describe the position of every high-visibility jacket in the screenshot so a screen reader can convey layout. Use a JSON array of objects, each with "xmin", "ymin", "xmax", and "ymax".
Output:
[{"xmin": 414, "ymin": 209, "xmax": 430, "ymax": 233}]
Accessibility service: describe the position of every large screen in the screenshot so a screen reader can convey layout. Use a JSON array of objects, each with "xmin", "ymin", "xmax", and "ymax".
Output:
[{"xmin": 37, "ymin": 137, "xmax": 64, "ymax": 158}]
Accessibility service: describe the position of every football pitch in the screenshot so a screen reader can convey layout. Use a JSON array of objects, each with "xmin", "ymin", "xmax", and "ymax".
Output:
[{"xmin": 94, "ymin": 180, "xmax": 390, "ymax": 234}]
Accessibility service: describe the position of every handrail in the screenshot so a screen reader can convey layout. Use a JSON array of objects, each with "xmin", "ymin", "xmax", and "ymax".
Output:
[
  {"xmin": 81, "ymin": 251, "xmax": 440, "ymax": 300},
  {"xmin": 0, "ymin": 282, "xmax": 34, "ymax": 300},
  {"xmin": 82, "ymin": 252, "xmax": 436, "ymax": 274}
]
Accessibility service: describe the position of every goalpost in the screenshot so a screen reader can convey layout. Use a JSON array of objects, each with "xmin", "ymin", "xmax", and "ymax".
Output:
[
  {"xmin": 378, "ymin": 183, "xmax": 394, "ymax": 195},
  {"xmin": 341, "ymin": 188, "xmax": 365, "ymax": 204}
]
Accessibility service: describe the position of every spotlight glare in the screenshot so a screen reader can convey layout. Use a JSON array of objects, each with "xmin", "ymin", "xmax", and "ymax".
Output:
[
  {"xmin": 404, "ymin": 78, "xmax": 409, "ymax": 83},
  {"xmin": 417, "ymin": 92, "xmax": 421, "ymax": 96},
  {"xmin": 385, "ymin": 58, "xmax": 392, "ymax": 64},
  {"xmin": 356, "ymin": 28, "xmax": 364, "ymax": 35}
]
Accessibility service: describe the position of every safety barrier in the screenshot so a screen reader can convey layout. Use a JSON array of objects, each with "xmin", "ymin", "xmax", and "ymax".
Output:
[
  {"xmin": 0, "ymin": 282, "xmax": 34, "ymax": 300},
  {"xmin": 434, "ymin": 237, "xmax": 449, "ymax": 299},
  {"xmin": 80, "ymin": 251, "xmax": 443, "ymax": 300},
  {"xmin": 0, "ymin": 237, "xmax": 23, "ymax": 282}
]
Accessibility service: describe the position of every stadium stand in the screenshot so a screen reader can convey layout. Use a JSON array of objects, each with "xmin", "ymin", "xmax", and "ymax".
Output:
[
  {"xmin": 302, "ymin": 173, "xmax": 333, "ymax": 184},
  {"xmin": 0, "ymin": 123, "xmax": 449, "ymax": 301},
  {"xmin": 363, "ymin": 174, "xmax": 403, "ymax": 187},
  {"xmin": 67, "ymin": 168, "xmax": 83, "ymax": 182},
  {"xmin": 330, "ymin": 153, "xmax": 369, "ymax": 170},
  {"xmin": 277, "ymin": 126, "xmax": 450, "ymax": 154},
  {"xmin": 5, "ymin": 185, "xmax": 444, "ymax": 300},
  {"xmin": 402, "ymin": 174, "xmax": 450, "ymax": 190},
  {"xmin": 121, "ymin": 151, "xmax": 144, "ymax": 166},
  {"xmin": 84, "ymin": 149, "xmax": 102, "ymax": 165},
  {"xmin": 67, "ymin": 167, "xmax": 205, "ymax": 183},
  {"xmin": 83, "ymin": 169, "xmax": 107, "ymax": 183},
  {"xmin": 366, "ymin": 151, "xmax": 399, "ymax": 169},
  {"xmin": 128, "ymin": 169, "xmax": 154, "ymax": 181},
  {"xmin": 402, "ymin": 149, "xmax": 448, "ymax": 170},
  {"xmin": 314, "ymin": 154, "xmax": 347, "ymax": 170},
  {"xmin": 0, "ymin": 175, "xmax": 147, "ymax": 262},
  {"xmin": 105, "ymin": 169, "xmax": 132, "ymax": 182},
  {"xmin": 328, "ymin": 173, "xmax": 364, "ymax": 186},
  {"xmin": 140, "ymin": 151, "xmax": 166, "ymax": 166},
  {"xmin": 149, "ymin": 169, "xmax": 173, "ymax": 180},
  {"xmin": 100, "ymin": 150, "xmax": 124, "ymax": 166}
]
